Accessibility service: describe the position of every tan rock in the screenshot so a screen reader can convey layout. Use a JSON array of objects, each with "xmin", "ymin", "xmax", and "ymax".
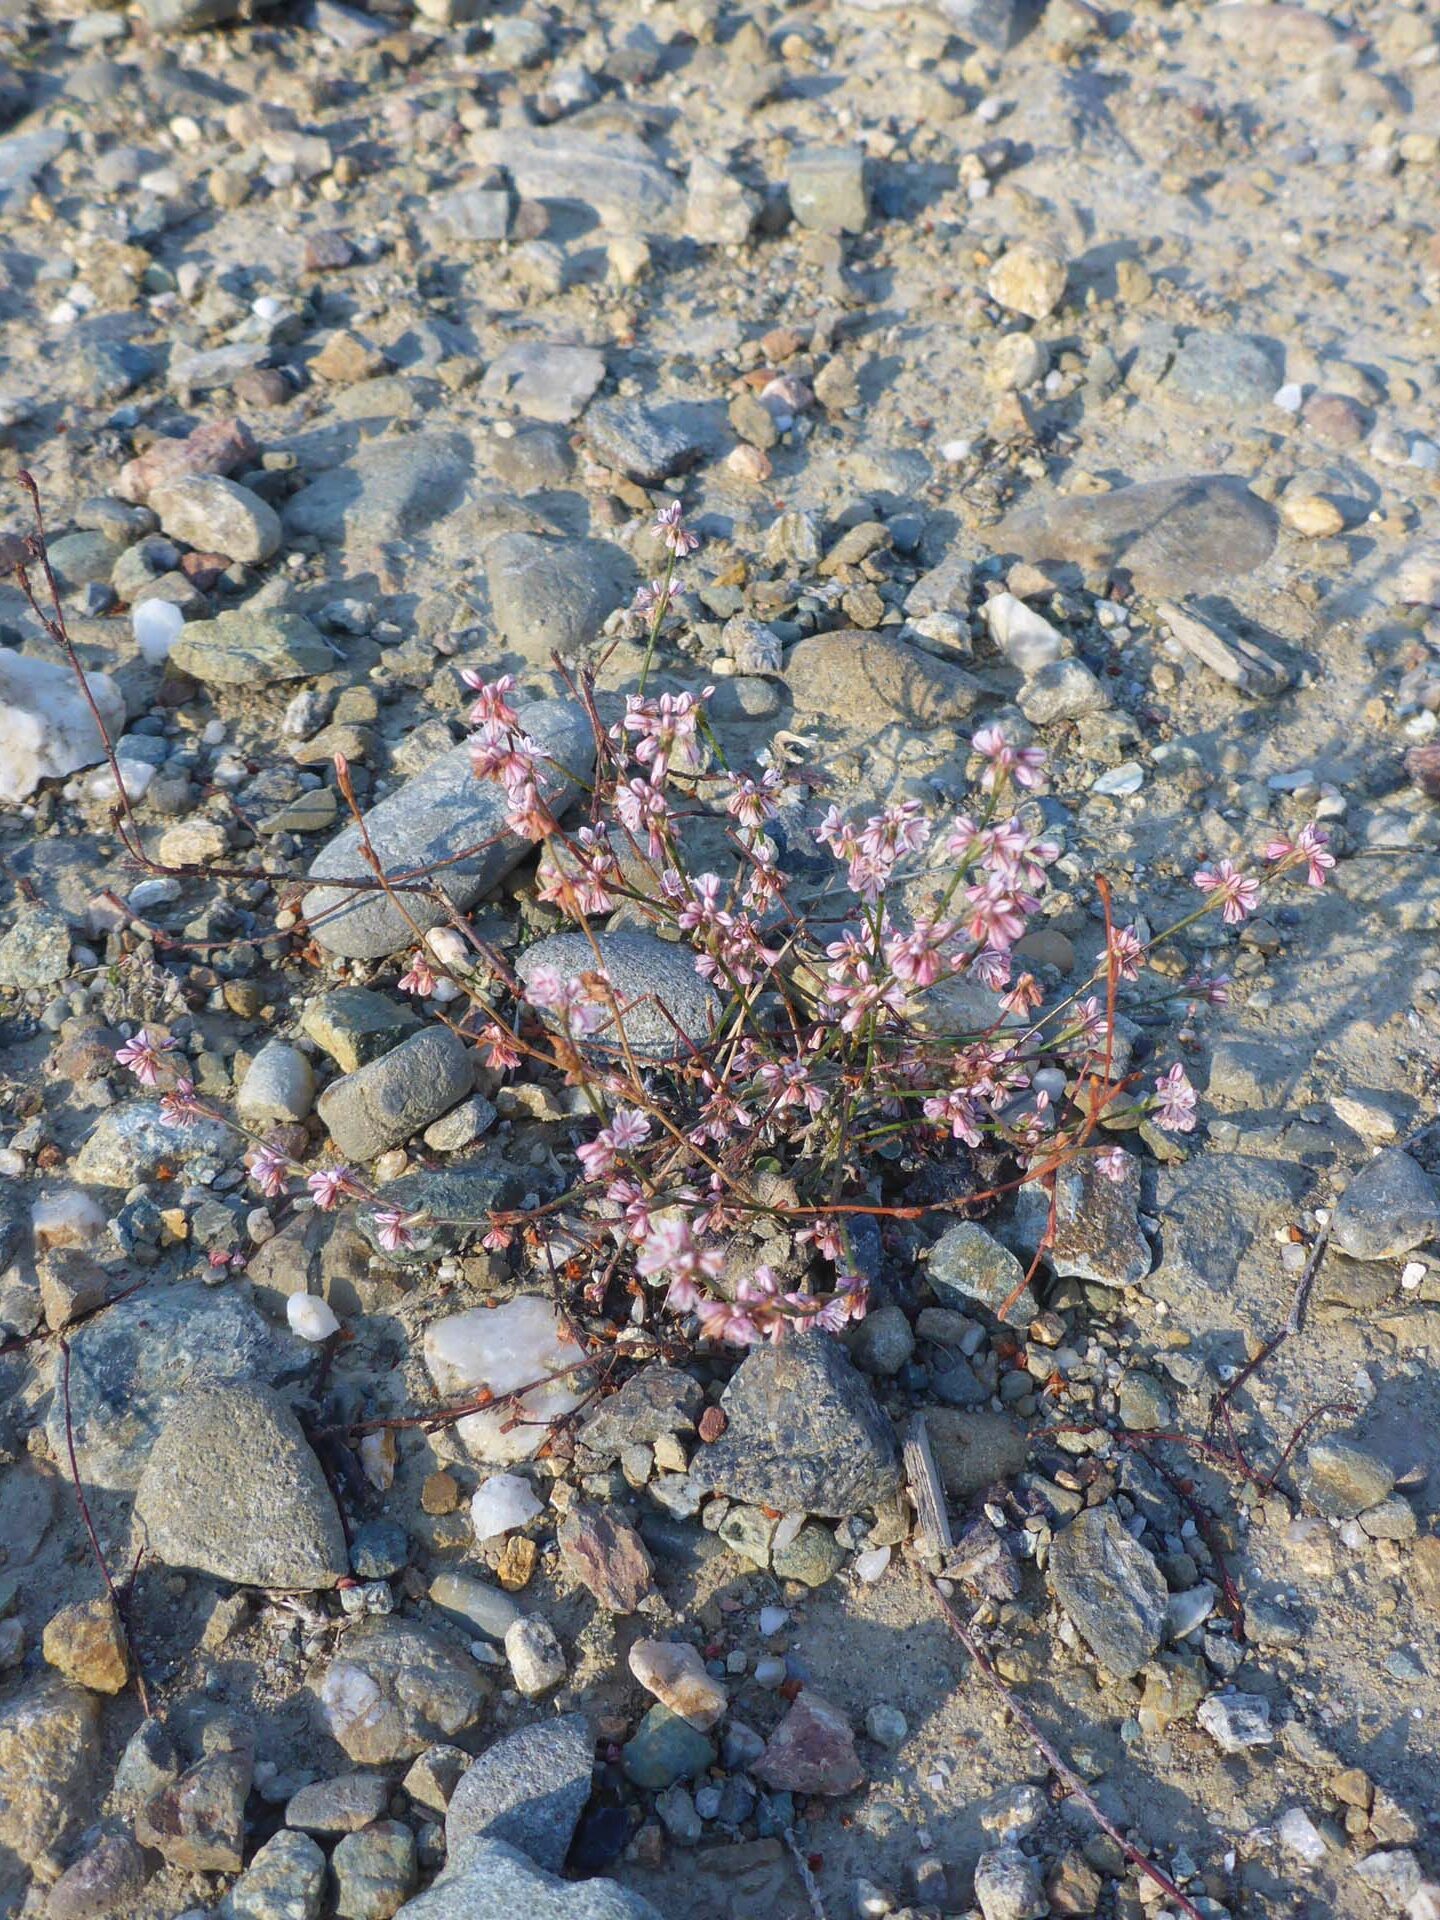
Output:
[
  {"xmin": 629, "ymin": 1639, "xmax": 728, "ymax": 1731},
  {"xmin": 42, "ymin": 1597, "xmax": 129, "ymax": 1695},
  {"xmin": 987, "ymin": 243, "xmax": 1068, "ymax": 321}
]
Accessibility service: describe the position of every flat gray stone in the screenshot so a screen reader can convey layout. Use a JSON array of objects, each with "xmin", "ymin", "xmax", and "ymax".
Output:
[
  {"xmin": 169, "ymin": 610, "xmax": 333, "ymax": 686},
  {"xmin": 0, "ymin": 908, "xmax": 71, "ymax": 989},
  {"xmin": 1047, "ymin": 1503, "xmax": 1168, "ymax": 1679},
  {"xmin": 997, "ymin": 475, "xmax": 1278, "ymax": 597},
  {"xmin": 302, "ymin": 698, "xmax": 592, "ymax": 959},
  {"xmin": 135, "ymin": 1384, "xmax": 348, "ymax": 1590},
  {"xmin": 45, "ymin": 1282, "xmax": 314, "ymax": 1493},
  {"xmin": 317, "ymin": 1026, "xmax": 474, "ymax": 1160},
  {"xmin": 446, "ymin": 1715, "xmax": 593, "ymax": 1872},
  {"xmin": 786, "ymin": 628, "xmax": 980, "ymax": 727},
  {"xmin": 689, "ymin": 1334, "xmax": 901, "ymax": 1517},
  {"xmin": 286, "ymin": 1772, "xmax": 393, "ymax": 1834},
  {"xmin": 469, "ymin": 127, "xmax": 681, "ymax": 235},
  {"xmin": 787, "ymin": 144, "xmax": 869, "ymax": 235},
  {"xmin": 516, "ymin": 930, "xmax": 719, "ymax": 1062},
  {"xmin": 928, "ymin": 1221, "xmax": 1036, "ymax": 1326},
  {"xmin": 283, "ymin": 433, "xmax": 473, "ymax": 545},
  {"xmin": 1009, "ymin": 1154, "xmax": 1150, "ymax": 1289},
  {"xmin": 0, "ymin": 128, "xmax": 68, "ymax": 210},
  {"xmin": 1331, "ymin": 1149, "xmax": 1440, "ymax": 1261},
  {"xmin": 1162, "ymin": 330, "xmax": 1283, "ymax": 411},
  {"xmin": 480, "ymin": 345, "xmax": 607, "ymax": 425},
  {"xmin": 422, "ymin": 184, "xmax": 511, "ymax": 244},
  {"xmin": 485, "ymin": 533, "xmax": 633, "ymax": 654}
]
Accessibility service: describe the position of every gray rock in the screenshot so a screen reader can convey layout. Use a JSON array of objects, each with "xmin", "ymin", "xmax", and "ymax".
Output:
[
  {"xmin": 504, "ymin": 1617, "xmax": 566, "ymax": 1697},
  {"xmin": 1149, "ymin": 1156, "xmax": 1305, "ymax": 1302},
  {"xmin": 491, "ymin": 425, "xmax": 575, "ymax": 492},
  {"xmin": 427, "ymin": 1573, "xmax": 523, "ymax": 1643},
  {"xmin": 237, "ymin": 1041, "xmax": 316, "ymax": 1124},
  {"xmin": 170, "ymin": 610, "xmax": 333, "ymax": 686},
  {"xmin": 283, "ymin": 433, "xmax": 473, "ymax": 545},
  {"xmin": 469, "ymin": 127, "xmax": 681, "ymax": 234},
  {"xmin": 46, "ymin": 1281, "xmax": 314, "ymax": 1492},
  {"xmin": 1047, "ymin": 1503, "xmax": 1168, "ymax": 1679},
  {"xmin": 1196, "ymin": 1691, "xmax": 1274, "ymax": 1755},
  {"xmin": 422, "ymin": 185, "xmax": 511, "ymax": 243},
  {"xmin": 1009, "ymin": 1155, "xmax": 1150, "ymax": 1289},
  {"xmin": 220, "ymin": 1828, "xmax": 326, "ymax": 1920},
  {"xmin": 974, "ymin": 1847, "xmax": 1047, "ymax": 1920},
  {"xmin": 136, "ymin": 1747, "xmax": 251, "ymax": 1873},
  {"xmin": 0, "ymin": 127, "xmax": 68, "ymax": 211},
  {"xmin": 317, "ymin": 1026, "xmax": 474, "ymax": 1160},
  {"xmin": 446, "ymin": 1715, "xmax": 593, "ymax": 1871},
  {"xmin": 576, "ymin": 1364, "xmax": 704, "ymax": 1464},
  {"xmin": 485, "ymin": 533, "xmax": 633, "ymax": 654},
  {"xmin": 479, "ymin": 344, "xmax": 607, "ymax": 424},
  {"xmin": 0, "ymin": 1679, "xmax": 101, "ymax": 1878},
  {"xmin": 302, "ymin": 987, "xmax": 422, "ymax": 1072},
  {"xmin": 46, "ymin": 531, "xmax": 119, "ymax": 591},
  {"xmin": 286, "ymin": 1772, "xmax": 393, "ymax": 1834},
  {"xmin": 1162, "ymin": 329, "xmax": 1284, "ymax": 411},
  {"xmin": 1299, "ymin": 1435, "xmax": 1396, "ymax": 1517},
  {"xmin": 151, "ymin": 475, "xmax": 281, "ymax": 565},
  {"xmin": 71, "ymin": 1098, "xmax": 232, "ymax": 1188},
  {"xmin": 924, "ymin": 1408, "xmax": 1027, "ymax": 1497},
  {"xmin": 314, "ymin": 1619, "xmax": 489, "ymax": 1765},
  {"xmin": 349, "ymin": 1165, "xmax": 517, "ymax": 1265},
  {"xmin": 787, "ymin": 145, "xmax": 869, "ymax": 234},
  {"xmin": 45, "ymin": 1832, "xmax": 148, "ymax": 1920},
  {"xmin": 771, "ymin": 1522, "xmax": 844, "ymax": 1586},
  {"xmin": 787, "ymin": 629, "xmax": 980, "ymax": 726},
  {"xmin": 688, "ymin": 1334, "xmax": 901, "ymax": 1517},
  {"xmin": 1017, "ymin": 657, "xmax": 1110, "ymax": 724},
  {"xmin": 996, "ymin": 474, "xmax": 1277, "ymax": 597},
  {"xmin": 622, "ymin": 1705, "xmax": 716, "ymax": 1789},
  {"xmin": 929, "ymin": 1221, "xmax": 1036, "ymax": 1326},
  {"xmin": 331, "ymin": 1821, "xmax": 417, "ymax": 1920},
  {"xmin": 134, "ymin": 1384, "xmax": 348, "ymax": 1589},
  {"xmin": 846, "ymin": 1303, "xmax": 915, "ymax": 1376},
  {"xmin": 516, "ymin": 930, "xmax": 719, "ymax": 1062},
  {"xmin": 0, "ymin": 908, "xmax": 71, "ymax": 989},
  {"xmin": 302, "ymin": 699, "xmax": 593, "ymax": 959},
  {"xmin": 583, "ymin": 400, "xmax": 703, "ymax": 484},
  {"xmin": 391, "ymin": 1835, "xmax": 666, "ymax": 1920},
  {"xmin": 1331, "ymin": 1149, "xmax": 1440, "ymax": 1260},
  {"xmin": 933, "ymin": 0, "xmax": 1019, "ymax": 46}
]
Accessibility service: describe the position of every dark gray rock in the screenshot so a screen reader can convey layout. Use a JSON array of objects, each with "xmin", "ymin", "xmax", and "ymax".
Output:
[
  {"xmin": 485, "ymin": 533, "xmax": 633, "ymax": 655},
  {"xmin": 283, "ymin": 433, "xmax": 473, "ymax": 545},
  {"xmin": 1331, "ymin": 1149, "xmax": 1440, "ymax": 1260},
  {"xmin": 1047, "ymin": 1503, "xmax": 1168, "ymax": 1679},
  {"xmin": 45, "ymin": 1282, "xmax": 314, "ymax": 1492},
  {"xmin": 516, "ymin": 930, "xmax": 719, "ymax": 1062},
  {"xmin": 349, "ymin": 1165, "xmax": 519, "ymax": 1265},
  {"xmin": 688, "ymin": 1334, "xmax": 901, "ymax": 1517},
  {"xmin": 446, "ymin": 1715, "xmax": 593, "ymax": 1872},
  {"xmin": 996, "ymin": 475, "xmax": 1278, "ymax": 597},
  {"xmin": 317, "ymin": 1026, "xmax": 474, "ymax": 1160},
  {"xmin": 576, "ymin": 1364, "xmax": 704, "ymax": 1464},
  {"xmin": 301, "ymin": 986, "xmax": 422, "ymax": 1073},
  {"xmin": 135, "ymin": 1384, "xmax": 348, "ymax": 1589},
  {"xmin": 582, "ymin": 400, "xmax": 703, "ymax": 485},
  {"xmin": 303, "ymin": 699, "xmax": 592, "ymax": 959},
  {"xmin": 923, "ymin": 1408, "xmax": 1027, "ymax": 1498},
  {"xmin": 1009, "ymin": 1155, "xmax": 1149, "ymax": 1289}
]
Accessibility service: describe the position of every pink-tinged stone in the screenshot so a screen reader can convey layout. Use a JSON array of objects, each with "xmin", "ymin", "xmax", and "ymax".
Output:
[
  {"xmin": 628, "ymin": 1639, "xmax": 727, "ymax": 1730},
  {"xmin": 755, "ymin": 1691, "xmax": 864, "ymax": 1796},
  {"xmin": 116, "ymin": 419, "xmax": 258, "ymax": 504},
  {"xmin": 558, "ymin": 1507, "xmax": 654, "ymax": 1613}
]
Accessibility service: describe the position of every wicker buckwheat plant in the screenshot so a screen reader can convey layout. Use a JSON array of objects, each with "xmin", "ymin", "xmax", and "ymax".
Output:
[{"xmin": 110, "ymin": 501, "xmax": 1335, "ymax": 1348}]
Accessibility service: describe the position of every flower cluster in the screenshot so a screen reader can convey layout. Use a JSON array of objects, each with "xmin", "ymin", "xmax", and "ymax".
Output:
[{"xmin": 113, "ymin": 498, "xmax": 1335, "ymax": 1355}]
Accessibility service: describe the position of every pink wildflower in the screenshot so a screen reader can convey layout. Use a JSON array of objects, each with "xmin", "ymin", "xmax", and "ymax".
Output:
[
  {"xmin": 972, "ymin": 725, "xmax": 1047, "ymax": 794},
  {"xmin": 247, "ymin": 1143, "xmax": 293, "ymax": 1199},
  {"xmin": 1108, "ymin": 924, "xmax": 1145, "ymax": 982},
  {"xmin": 372, "ymin": 1208, "xmax": 416, "ymax": 1254},
  {"xmin": 1193, "ymin": 858, "xmax": 1260, "ymax": 924},
  {"xmin": 308, "ymin": 1166, "xmax": 360, "ymax": 1210},
  {"xmin": 654, "ymin": 499, "xmax": 701, "ymax": 556},
  {"xmin": 1096, "ymin": 1145, "xmax": 1130, "ymax": 1183},
  {"xmin": 577, "ymin": 1107, "xmax": 652, "ymax": 1181},
  {"xmin": 397, "ymin": 952, "xmax": 437, "ymax": 997},
  {"xmin": 1153, "ymin": 1062, "xmax": 1198, "ymax": 1133},
  {"xmin": 460, "ymin": 671, "xmax": 520, "ymax": 732},
  {"xmin": 159, "ymin": 1077, "xmax": 205, "ymax": 1127},
  {"xmin": 114, "ymin": 1029, "xmax": 176, "ymax": 1086}
]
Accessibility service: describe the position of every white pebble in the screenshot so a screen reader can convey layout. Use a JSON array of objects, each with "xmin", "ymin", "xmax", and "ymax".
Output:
[
  {"xmin": 1273, "ymin": 382, "xmax": 1304, "ymax": 412},
  {"xmin": 853, "ymin": 1546, "xmax": 891, "ymax": 1584},
  {"xmin": 132, "ymin": 599, "xmax": 184, "ymax": 666},
  {"xmin": 758, "ymin": 1606, "xmax": 789, "ymax": 1636},
  {"xmin": 1092, "ymin": 762, "xmax": 1145, "ymax": 796},
  {"xmin": 287, "ymin": 1292, "xmax": 340, "ymax": 1342},
  {"xmin": 753, "ymin": 1655, "xmax": 787, "ymax": 1688},
  {"xmin": 470, "ymin": 1472, "xmax": 543, "ymax": 1541}
]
